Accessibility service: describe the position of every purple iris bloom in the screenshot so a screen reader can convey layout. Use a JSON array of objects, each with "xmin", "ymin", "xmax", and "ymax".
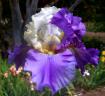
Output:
[
  {"xmin": 8, "ymin": 45, "xmax": 31, "ymax": 69},
  {"xmin": 24, "ymin": 49, "xmax": 76, "ymax": 93},
  {"xmin": 8, "ymin": 46, "xmax": 76, "ymax": 94},
  {"xmin": 51, "ymin": 8, "xmax": 99, "ymax": 73},
  {"xmin": 51, "ymin": 8, "xmax": 86, "ymax": 47},
  {"xmin": 8, "ymin": 7, "xmax": 99, "ymax": 94}
]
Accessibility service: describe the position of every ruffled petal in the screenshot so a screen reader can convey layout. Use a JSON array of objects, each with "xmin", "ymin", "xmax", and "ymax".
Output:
[
  {"xmin": 24, "ymin": 49, "xmax": 76, "ymax": 93},
  {"xmin": 73, "ymin": 48, "xmax": 99, "ymax": 73},
  {"xmin": 8, "ymin": 6, "xmax": 99, "ymax": 95},
  {"xmin": 51, "ymin": 8, "xmax": 86, "ymax": 50},
  {"xmin": 51, "ymin": 8, "xmax": 73, "ymax": 37}
]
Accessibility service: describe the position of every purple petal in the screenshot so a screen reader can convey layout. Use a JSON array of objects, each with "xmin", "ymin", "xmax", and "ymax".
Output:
[
  {"xmin": 51, "ymin": 8, "xmax": 73, "ymax": 37},
  {"xmin": 72, "ymin": 16, "xmax": 81, "ymax": 25},
  {"xmin": 24, "ymin": 49, "xmax": 76, "ymax": 93},
  {"xmin": 87, "ymin": 48, "xmax": 99, "ymax": 64},
  {"xmin": 78, "ymin": 22, "xmax": 86, "ymax": 36},
  {"xmin": 8, "ymin": 45, "xmax": 30, "ymax": 69},
  {"xmin": 73, "ymin": 48, "xmax": 99, "ymax": 74},
  {"xmin": 51, "ymin": 8, "xmax": 86, "ymax": 50},
  {"xmin": 51, "ymin": 8, "xmax": 86, "ymax": 37}
]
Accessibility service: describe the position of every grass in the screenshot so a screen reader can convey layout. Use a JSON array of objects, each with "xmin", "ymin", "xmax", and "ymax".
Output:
[
  {"xmin": 73, "ymin": 61, "xmax": 105, "ymax": 90},
  {"xmin": 0, "ymin": 53, "xmax": 105, "ymax": 96}
]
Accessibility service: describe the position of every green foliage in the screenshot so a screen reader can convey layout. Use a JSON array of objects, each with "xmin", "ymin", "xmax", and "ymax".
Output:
[
  {"xmin": 0, "ymin": 57, "xmax": 35, "ymax": 96},
  {"xmin": 83, "ymin": 36, "xmax": 105, "ymax": 51},
  {"xmin": 74, "ymin": 0, "xmax": 105, "ymax": 21},
  {"xmin": 0, "ymin": 55, "xmax": 105, "ymax": 96},
  {"xmin": 73, "ymin": 61, "xmax": 105, "ymax": 90},
  {"xmin": 86, "ymin": 22, "xmax": 105, "ymax": 32},
  {"xmin": 0, "ymin": 56, "xmax": 74, "ymax": 96}
]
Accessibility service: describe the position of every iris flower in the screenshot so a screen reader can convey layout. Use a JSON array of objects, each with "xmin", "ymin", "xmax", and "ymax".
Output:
[{"xmin": 8, "ymin": 6, "xmax": 99, "ymax": 94}]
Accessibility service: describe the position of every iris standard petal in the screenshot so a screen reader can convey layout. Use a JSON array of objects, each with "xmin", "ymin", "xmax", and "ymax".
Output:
[
  {"xmin": 51, "ymin": 8, "xmax": 73, "ymax": 37},
  {"xmin": 8, "ymin": 6, "xmax": 99, "ymax": 95},
  {"xmin": 51, "ymin": 8, "xmax": 86, "ymax": 50},
  {"xmin": 51, "ymin": 8, "xmax": 86, "ymax": 37},
  {"xmin": 24, "ymin": 49, "xmax": 76, "ymax": 93}
]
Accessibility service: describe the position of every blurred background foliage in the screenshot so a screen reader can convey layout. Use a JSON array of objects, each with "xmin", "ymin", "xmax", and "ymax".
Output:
[
  {"xmin": 0, "ymin": 0, "xmax": 105, "ymax": 58},
  {"xmin": 0, "ymin": 1, "xmax": 105, "ymax": 95},
  {"xmin": 0, "ymin": 0, "xmax": 105, "ymax": 22}
]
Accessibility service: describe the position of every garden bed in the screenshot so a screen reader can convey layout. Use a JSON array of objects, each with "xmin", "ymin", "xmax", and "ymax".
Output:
[
  {"xmin": 75, "ymin": 87, "xmax": 105, "ymax": 96},
  {"xmin": 86, "ymin": 32, "xmax": 105, "ymax": 42}
]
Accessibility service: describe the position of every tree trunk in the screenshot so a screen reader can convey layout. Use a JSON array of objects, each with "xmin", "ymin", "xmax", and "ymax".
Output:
[
  {"xmin": 10, "ymin": 0, "xmax": 82, "ymax": 46},
  {"xmin": 10, "ymin": 0, "xmax": 39, "ymax": 46}
]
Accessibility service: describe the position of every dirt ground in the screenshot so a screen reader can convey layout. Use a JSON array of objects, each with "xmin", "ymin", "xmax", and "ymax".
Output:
[{"xmin": 75, "ymin": 87, "xmax": 105, "ymax": 96}]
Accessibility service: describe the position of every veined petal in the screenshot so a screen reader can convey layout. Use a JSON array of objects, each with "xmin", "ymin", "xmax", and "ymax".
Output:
[
  {"xmin": 8, "ymin": 6, "xmax": 100, "ymax": 95},
  {"xmin": 24, "ymin": 49, "xmax": 76, "ymax": 93}
]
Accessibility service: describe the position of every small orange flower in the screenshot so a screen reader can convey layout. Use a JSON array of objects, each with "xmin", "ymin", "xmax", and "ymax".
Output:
[
  {"xmin": 9, "ymin": 65, "xmax": 23, "ymax": 76},
  {"xmin": 16, "ymin": 66, "xmax": 23, "ymax": 75},
  {"xmin": 9, "ymin": 65, "xmax": 16, "ymax": 73},
  {"xmin": 9, "ymin": 65, "xmax": 17, "ymax": 76},
  {"xmin": 12, "ymin": 71, "xmax": 17, "ymax": 76},
  {"xmin": 4, "ymin": 72, "xmax": 8, "ymax": 78}
]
